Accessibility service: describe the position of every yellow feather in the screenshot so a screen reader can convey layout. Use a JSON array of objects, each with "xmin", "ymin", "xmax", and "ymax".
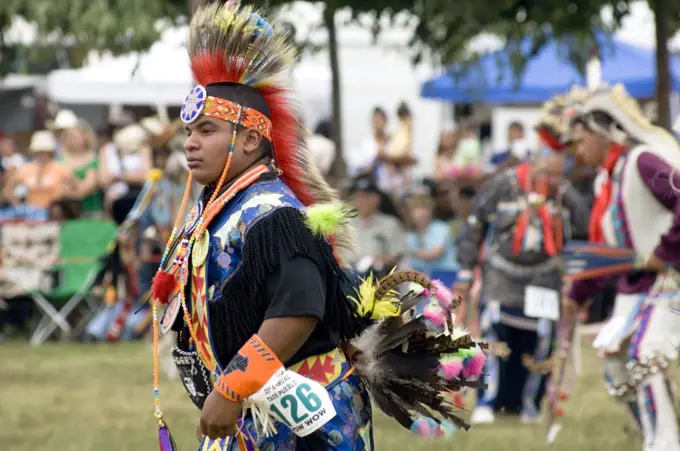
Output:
[{"xmin": 348, "ymin": 274, "xmax": 401, "ymax": 320}]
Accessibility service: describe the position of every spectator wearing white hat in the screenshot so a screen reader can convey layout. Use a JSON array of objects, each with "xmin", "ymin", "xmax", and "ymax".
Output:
[
  {"xmin": 53, "ymin": 109, "xmax": 79, "ymax": 131},
  {"xmin": 2, "ymin": 130, "xmax": 76, "ymax": 210},
  {"xmin": 99, "ymin": 123, "xmax": 152, "ymax": 222},
  {"xmin": 52, "ymin": 109, "xmax": 80, "ymax": 157}
]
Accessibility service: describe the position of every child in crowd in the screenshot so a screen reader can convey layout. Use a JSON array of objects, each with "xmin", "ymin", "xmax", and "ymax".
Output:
[{"xmin": 406, "ymin": 187, "xmax": 459, "ymax": 278}]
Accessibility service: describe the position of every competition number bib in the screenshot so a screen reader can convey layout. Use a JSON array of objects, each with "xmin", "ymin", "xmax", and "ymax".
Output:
[
  {"xmin": 524, "ymin": 285, "xmax": 560, "ymax": 321},
  {"xmin": 250, "ymin": 368, "xmax": 336, "ymax": 437}
]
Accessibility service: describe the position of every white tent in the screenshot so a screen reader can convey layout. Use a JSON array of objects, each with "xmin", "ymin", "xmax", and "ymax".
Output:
[
  {"xmin": 46, "ymin": 26, "xmax": 333, "ymax": 124},
  {"xmin": 46, "ymin": 27, "xmax": 192, "ymax": 105}
]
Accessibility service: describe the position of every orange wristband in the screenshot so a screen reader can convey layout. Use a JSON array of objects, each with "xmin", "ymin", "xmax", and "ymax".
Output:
[{"xmin": 213, "ymin": 334, "xmax": 283, "ymax": 402}]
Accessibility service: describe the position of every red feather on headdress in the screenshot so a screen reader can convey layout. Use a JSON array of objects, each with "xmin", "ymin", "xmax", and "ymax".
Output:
[
  {"xmin": 259, "ymin": 85, "xmax": 314, "ymax": 206},
  {"xmin": 187, "ymin": 4, "xmax": 313, "ymax": 206},
  {"xmin": 190, "ymin": 51, "xmax": 245, "ymax": 88}
]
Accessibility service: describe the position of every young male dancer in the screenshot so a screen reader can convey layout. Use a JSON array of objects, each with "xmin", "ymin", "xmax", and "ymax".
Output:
[{"xmin": 148, "ymin": 3, "xmax": 487, "ymax": 450}]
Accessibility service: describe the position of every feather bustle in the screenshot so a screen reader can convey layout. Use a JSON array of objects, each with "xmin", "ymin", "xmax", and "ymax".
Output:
[{"xmin": 349, "ymin": 270, "xmax": 486, "ymax": 438}]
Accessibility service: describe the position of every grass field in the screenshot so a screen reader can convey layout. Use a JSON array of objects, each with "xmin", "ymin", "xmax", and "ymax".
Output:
[{"xmin": 0, "ymin": 341, "xmax": 669, "ymax": 451}]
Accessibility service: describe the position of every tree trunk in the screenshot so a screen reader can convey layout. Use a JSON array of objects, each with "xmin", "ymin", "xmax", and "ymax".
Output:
[
  {"xmin": 323, "ymin": 4, "xmax": 347, "ymax": 188},
  {"xmin": 652, "ymin": 0, "xmax": 672, "ymax": 130}
]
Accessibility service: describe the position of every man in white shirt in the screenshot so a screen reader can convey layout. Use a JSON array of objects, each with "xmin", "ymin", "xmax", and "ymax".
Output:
[
  {"xmin": 490, "ymin": 121, "xmax": 532, "ymax": 168},
  {"xmin": 349, "ymin": 107, "xmax": 390, "ymax": 176}
]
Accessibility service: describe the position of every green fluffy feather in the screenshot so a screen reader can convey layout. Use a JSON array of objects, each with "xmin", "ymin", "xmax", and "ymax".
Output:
[{"xmin": 305, "ymin": 202, "xmax": 352, "ymax": 237}]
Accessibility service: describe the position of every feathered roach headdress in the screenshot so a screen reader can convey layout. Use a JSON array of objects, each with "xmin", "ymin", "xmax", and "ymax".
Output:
[
  {"xmin": 184, "ymin": 2, "xmax": 354, "ymax": 259},
  {"xmin": 581, "ymin": 83, "xmax": 680, "ymax": 154},
  {"xmin": 534, "ymin": 94, "xmax": 570, "ymax": 152},
  {"xmin": 151, "ymin": 1, "xmax": 355, "ymax": 305}
]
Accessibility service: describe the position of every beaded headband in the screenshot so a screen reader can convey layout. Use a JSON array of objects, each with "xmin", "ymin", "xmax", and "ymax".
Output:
[{"xmin": 180, "ymin": 84, "xmax": 273, "ymax": 141}]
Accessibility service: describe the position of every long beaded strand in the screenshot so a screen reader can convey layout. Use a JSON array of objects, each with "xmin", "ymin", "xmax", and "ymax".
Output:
[
  {"xmin": 158, "ymin": 172, "xmax": 194, "ymax": 271},
  {"xmin": 151, "ymin": 172, "xmax": 193, "ymax": 425},
  {"xmin": 152, "ymin": 286, "xmax": 163, "ymax": 421},
  {"xmin": 178, "ymin": 129, "xmax": 237, "ymax": 352}
]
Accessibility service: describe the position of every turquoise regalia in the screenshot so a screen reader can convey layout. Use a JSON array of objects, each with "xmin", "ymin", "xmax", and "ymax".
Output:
[{"xmin": 161, "ymin": 164, "xmax": 374, "ymax": 450}]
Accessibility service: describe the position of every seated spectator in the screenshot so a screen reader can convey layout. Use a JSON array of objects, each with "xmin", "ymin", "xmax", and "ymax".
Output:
[
  {"xmin": 58, "ymin": 118, "xmax": 103, "ymax": 216},
  {"xmin": 405, "ymin": 187, "xmax": 458, "ymax": 276},
  {"xmin": 99, "ymin": 123, "xmax": 153, "ymax": 222},
  {"xmin": 349, "ymin": 175, "xmax": 407, "ymax": 278},
  {"xmin": 2, "ymin": 130, "xmax": 76, "ymax": 210},
  {"xmin": 0, "ymin": 134, "xmax": 26, "ymax": 180}
]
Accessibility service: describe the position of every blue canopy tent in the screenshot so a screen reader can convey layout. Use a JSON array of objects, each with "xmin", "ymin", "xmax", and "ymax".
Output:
[{"xmin": 421, "ymin": 37, "xmax": 680, "ymax": 104}]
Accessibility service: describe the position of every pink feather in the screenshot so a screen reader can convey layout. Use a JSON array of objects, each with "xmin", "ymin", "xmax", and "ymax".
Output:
[
  {"xmin": 411, "ymin": 417, "xmax": 433, "ymax": 437},
  {"xmin": 462, "ymin": 350, "xmax": 487, "ymax": 378},
  {"xmin": 437, "ymin": 358, "xmax": 464, "ymax": 380},
  {"xmin": 423, "ymin": 303, "xmax": 447, "ymax": 328},
  {"xmin": 430, "ymin": 280, "xmax": 453, "ymax": 310}
]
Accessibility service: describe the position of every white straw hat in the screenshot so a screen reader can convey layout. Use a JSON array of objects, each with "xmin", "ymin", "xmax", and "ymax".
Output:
[
  {"xmin": 113, "ymin": 124, "xmax": 150, "ymax": 154},
  {"xmin": 29, "ymin": 130, "xmax": 57, "ymax": 153},
  {"xmin": 53, "ymin": 109, "xmax": 79, "ymax": 130}
]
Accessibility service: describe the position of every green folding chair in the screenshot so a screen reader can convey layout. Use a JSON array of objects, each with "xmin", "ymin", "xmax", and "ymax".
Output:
[{"xmin": 29, "ymin": 219, "xmax": 117, "ymax": 346}]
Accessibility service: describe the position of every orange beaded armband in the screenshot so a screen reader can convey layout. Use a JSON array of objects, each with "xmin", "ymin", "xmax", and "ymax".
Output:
[{"xmin": 213, "ymin": 335, "xmax": 283, "ymax": 402}]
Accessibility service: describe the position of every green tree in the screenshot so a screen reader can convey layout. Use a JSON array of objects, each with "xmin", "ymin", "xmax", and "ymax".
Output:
[
  {"xmin": 270, "ymin": 1, "xmax": 412, "ymax": 184},
  {"xmin": 412, "ymin": 0, "xmax": 680, "ymax": 129},
  {"xmin": 0, "ymin": 0, "xmax": 187, "ymax": 78}
]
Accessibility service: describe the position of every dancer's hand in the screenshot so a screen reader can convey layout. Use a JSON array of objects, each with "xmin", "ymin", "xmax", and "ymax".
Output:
[
  {"xmin": 199, "ymin": 390, "xmax": 241, "ymax": 440},
  {"xmin": 563, "ymin": 296, "xmax": 589, "ymax": 322}
]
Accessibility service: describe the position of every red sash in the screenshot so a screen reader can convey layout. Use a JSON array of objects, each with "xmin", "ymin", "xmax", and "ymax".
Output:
[
  {"xmin": 512, "ymin": 163, "xmax": 562, "ymax": 256},
  {"xmin": 588, "ymin": 144, "xmax": 627, "ymax": 243}
]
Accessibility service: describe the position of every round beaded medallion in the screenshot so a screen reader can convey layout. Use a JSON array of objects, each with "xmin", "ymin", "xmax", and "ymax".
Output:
[{"xmin": 180, "ymin": 85, "xmax": 207, "ymax": 124}]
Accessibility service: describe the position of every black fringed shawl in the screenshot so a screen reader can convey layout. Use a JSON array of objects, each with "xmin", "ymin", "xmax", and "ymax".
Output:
[{"xmin": 182, "ymin": 206, "xmax": 365, "ymax": 368}]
